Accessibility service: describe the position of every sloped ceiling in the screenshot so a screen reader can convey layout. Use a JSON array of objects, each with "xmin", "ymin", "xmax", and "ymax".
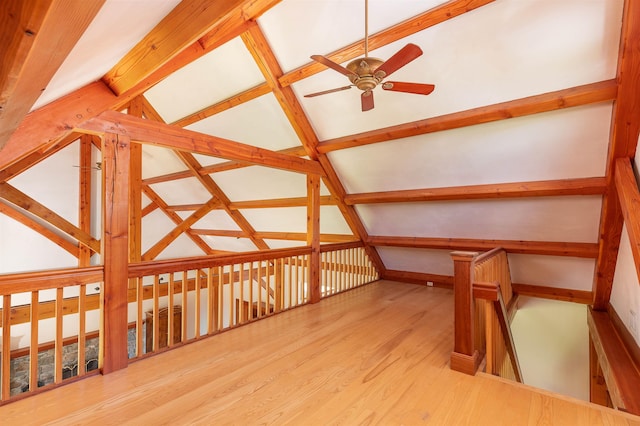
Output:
[{"xmin": 1, "ymin": 0, "xmax": 638, "ymax": 303}]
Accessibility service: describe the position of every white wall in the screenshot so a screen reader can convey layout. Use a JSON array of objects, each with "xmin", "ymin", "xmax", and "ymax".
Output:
[
  {"xmin": 609, "ymin": 142, "xmax": 640, "ymax": 346},
  {"xmin": 511, "ymin": 296, "xmax": 589, "ymax": 401}
]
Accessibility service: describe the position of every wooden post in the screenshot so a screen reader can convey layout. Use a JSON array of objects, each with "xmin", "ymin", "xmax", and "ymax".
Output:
[
  {"xmin": 307, "ymin": 174, "xmax": 321, "ymax": 303},
  {"xmin": 450, "ymin": 251, "xmax": 481, "ymax": 375},
  {"xmin": 100, "ymin": 132, "xmax": 130, "ymax": 374}
]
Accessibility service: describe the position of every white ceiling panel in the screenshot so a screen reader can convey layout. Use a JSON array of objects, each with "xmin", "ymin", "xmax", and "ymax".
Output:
[
  {"xmin": 241, "ymin": 207, "xmax": 307, "ymax": 233},
  {"xmin": 148, "ymin": 177, "xmax": 212, "ymax": 206},
  {"xmin": 202, "ymin": 236, "xmax": 258, "ymax": 252},
  {"xmin": 192, "ymin": 211, "xmax": 242, "ymax": 231},
  {"xmin": 155, "ymin": 234, "xmax": 208, "ymax": 260},
  {"xmin": 330, "ymin": 103, "xmax": 613, "ymax": 193},
  {"xmin": 320, "ymin": 206, "xmax": 353, "ymax": 235},
  {"xmin": 356, "ymin": 196, "xmax": 602, "ymax": 243},
  {"xmin": 34, "ymin": 0, "xmax": 182, "ymax": 109},
  {"xmin": 214, "ymin": 166, "xmax": 308, "ymax": 201},
  {"xmin": 378, "ymin": 247, "xmax": 453, "ymax": 276},
  {"xmin": 508, "ymin": 254, "xmax": 596, "ymax": 291},
  {"xmin": 259, "ymin": 0, "xmax": 446, "ymax": 72},
  {"xmin": 186, "ymin": 94, "xmax": 301, "ymax": 150},
  {"xmin": 144, "ymin": 37, "xmax": 265, "ymax": 123},
  {"xmin": 142, "ymin": 145, "xmax": 188, "ymax": 179},
  {"xmin": 293, "ymin": 0, "xmax": 622, "ymax": 140}
]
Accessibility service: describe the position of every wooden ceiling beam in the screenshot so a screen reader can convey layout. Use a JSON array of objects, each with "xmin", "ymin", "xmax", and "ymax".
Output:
[
  {"xmin": 614, "ymin": 158, "xmax": 640, "ymax": 283},
  {"xmin": 175, "ymin": 151, "xmax": 270, "ymax": 251},
  {"xmin": 278, "ymin": 0, "xmax": 496, "ymax": 88},
  {"xmin": 103, "ymin": 0, "xmax": 281, "ymax": 96},
  {"xmin": 77, "ymin": 110, "xmax": 325, "ymax": 176},
  {"xmin": 0, "ymin": 0, "xmax": 105, "ymax": 150},
  {"xmin": 593, "ymin": 0, "xmax": 640, "ymax": 309},
  {"xmin": 191, "ymin": 229, "xmax": 356, "ymax": 243},
  {"xmin": 368, "ymin": 236, "xmax": 599, "ymax": 258},
  {"xmin": 345, "ymin": 177, "xmax": 607, "ymax": 204},
  {"xmin": 230, "ymin": 195, "xmax": 337, "ymax": 210},
  {"xmin": 241, "ymin": 23, "xmax": 387, "ymax": 274},
  {"xmin": 140, "ymin": 185, "xmax": 212, "ymax": 254},
  {"xmin": 0, "ymin": 200, "xmax": 79, "ymax": 257},
  {"xmin": 0, "ymin": 182, "xmax": 100, "ymax": 253},
  {"xmin": 171, "ymin": 83, "xmax": 272, "ymax": 128},
  {"xmin": 142, "ymin": 198, "xmax": 218, "ymax": 261},
  {"xmin": 318, "ymin": 80, "xmax": 617, "ymax": 153}
]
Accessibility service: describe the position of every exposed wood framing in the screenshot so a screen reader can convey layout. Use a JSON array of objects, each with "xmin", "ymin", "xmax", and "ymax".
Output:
[
  {"xmin": 382, "ymin": 269, "xmax": 453, "ymax": 288},
  {"xmin": 230, "ymin": 195, "xmax": 338, "ymax": 210},
  {"xmin": 141, "ymin": 185, "xmax": 214, "ymax": 255},
  {"xmin": 511, "ymin": 283, "xmax": 593, "ymax": 305},
  {"xmin": 241, "ymin": 22, "xmax": 387, "ymax": 274},
  {"xmin": 593, "ymin": 0, "xmax": 640, "ymax": 309},
  {"xmin": 307, "ymin": 174, "xmax": 321, "ymax": 303},
  {"xmin": 191, "ymin": 229, "xmax": 356, "ymax": 243},
  {"xmin": 128, "ymin": 97, "xmax": 144, "ymax": 263},
  {"xmin": 278, "ymin": 0, "xmax": 496, "ymax": 88},
  {"xmin": 101, "ymin": 132, "xmax": 130, "ymax": 374},
  {"xmin": 318, "ymin": 80, "xmax": 617, "ymax": 153},
  {"xmin": 103, "ymin": 0, "xmax": 281, "ymax": 95},
  {"xmin": 77, "ymin": 110, "xmax": 325, "ymax": 176},
  {"xmin": 614, "ymin": 158, "xmax": 640, "ymax": 283},
  {"xmin": 0, "ymin": 200, "xmax": 78, "ymax": 256},
  {"xmin": 78, "ymin": 134, "xmax": 93, "ymax": 266},
  {"xmin": 368, "ymin": 236, "xmax": 598, "ymax": 258},
  {"xmin": 0, "ymin": 0, "xmax": 105, "ymax": 149},
  {"xmin": 345, "ymin": 177, "xmax": 606, "ymax": 204},
  {"xmin": 0, "ymin": 182, "xmax": 100, "ymax": 253}
]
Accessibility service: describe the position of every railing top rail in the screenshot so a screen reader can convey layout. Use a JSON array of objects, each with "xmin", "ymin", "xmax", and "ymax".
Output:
[
  {"xmin": 319, "ymin": 241, "xmax": 363, "ymax": 253},
  {"xmin": 129, "ymin": 246, "xmax": 313, "ymax": 277},
  {"xmin": 0, "ymin": 266, "xmax": 104, "ymax": 294},
  {"xmin": 473, "ymin": 247, "xmax": 505, "ymax": 265}
]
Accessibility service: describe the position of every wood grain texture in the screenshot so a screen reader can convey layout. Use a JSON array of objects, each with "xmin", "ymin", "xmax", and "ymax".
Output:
[
  {"xmin": 593, "ymin": 0, "xmax": 640, "ymax": 309},
  {"xmin": 614, "ymin": 158, "xmax": 640, "ymax": 283},
  {"xmin": 77, "ymin": 110, "xmax": 325, "ymax": 176},
  {"xmin": 0, "ymin": 0, "xmax": 105, "ymax": 149},
  {"xmin": 345, "ymin": 177, "xmax": 607, "ymax": 204},
  {"xmin": 3, "ymin": 281, "xmax": 638, "ymax": 424},
  {"xmin": 318, "ymin": 80, "xmax": 617, "ymax": 153}
]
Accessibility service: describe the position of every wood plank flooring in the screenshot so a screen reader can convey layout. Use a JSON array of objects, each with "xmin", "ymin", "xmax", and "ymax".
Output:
[{"xmin": 1, "ymin": 280, "xmax": 639, "ymax": 425}]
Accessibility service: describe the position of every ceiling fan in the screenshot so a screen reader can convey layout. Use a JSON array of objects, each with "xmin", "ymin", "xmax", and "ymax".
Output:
[{"xmin": 304, "ymin": 0, "xmax": 435, "ymax": 112}]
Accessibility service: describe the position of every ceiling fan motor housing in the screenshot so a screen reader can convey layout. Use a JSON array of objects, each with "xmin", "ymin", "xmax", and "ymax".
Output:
[{"xmin": 346, "ymin": 57, "xmax": 386, "ymax": 91}]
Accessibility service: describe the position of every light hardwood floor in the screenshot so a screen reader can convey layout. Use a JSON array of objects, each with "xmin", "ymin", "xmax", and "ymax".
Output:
[{"xmin": 1, "ymin": 280, "xmax": 639, "ymax": 425}]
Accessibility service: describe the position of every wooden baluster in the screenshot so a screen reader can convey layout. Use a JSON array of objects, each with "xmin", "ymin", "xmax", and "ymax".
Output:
[
  {"xmin": 217, "ymin": 266, "xmax": 223, "ymax": 331},
  {"xmin": 153, "ymin": 275, "xmax": 160, "ymax": 352},
  {"xmin": 248, "ymin": 262, "xmax": 254, "ymax": 321},
  {"xmin": 194, "ymin": 270, "xmax": 201, "ymax": 338},
  {"xmin": 229, "ymin": 265, "xmax": 235, "ymax": 327},
  {"xmin": 168, "ymin": 273, "xmax": 175, "ymax": 347},
  {"xmin": 182, "ymin": 270, "xmax": 188, "ymax": 340},
  {"xmin": 450, "ymin": 251, "xmax": 481, "ymax": 376},
  {"xmin": 239, "ymin": 263, "xmax": 245, "ymax": 323},
  {"xmin": 136, "ymin": 277, "xmax": 143, "ymax": 356},
  {"xmin": 30, "ymin": 291, "xmax": 39, "ymax": 390},
  {"xmin": 55, "ymin": 287, "xmax": 63, "ymax": 383},
  {"xmin": 78, "ymin": 284, "xmax": 86, "ymax": 374},
  {"xmin": 257, "ymin": 261, "xmax": 263, "ymax": 318},
  {"xmin": 207, "ymin": 268, "xmax": 214, "ymax": 335},
  {"xmin": 2, "ymin": 294, "xmax": 11, "ymax": 400},
  {"xmin": 275, "ymin": 259, "xmax": 283, "ymax": 312}
]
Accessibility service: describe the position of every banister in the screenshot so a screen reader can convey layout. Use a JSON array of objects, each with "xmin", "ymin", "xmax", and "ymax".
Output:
[
  {"xmin": 0, "ymin": 266, "xmax": 103, "ymax": 294},
  {"xmin": 494, "ymin": 289, "xmax": 523, "ymax": 382}
]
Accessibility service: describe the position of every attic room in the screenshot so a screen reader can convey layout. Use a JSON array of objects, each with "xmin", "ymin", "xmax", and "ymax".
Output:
[{"xmin": 1, "ymin": 0, "xmax": 640, "ymax": 423}]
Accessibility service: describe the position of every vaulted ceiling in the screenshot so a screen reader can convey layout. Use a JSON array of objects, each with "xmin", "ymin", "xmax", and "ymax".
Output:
[{"xmin": 0, "ymin": 0, "xmax": 638, "ymax": 307}]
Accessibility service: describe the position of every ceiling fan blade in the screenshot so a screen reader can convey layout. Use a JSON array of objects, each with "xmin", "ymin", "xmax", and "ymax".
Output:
[
  {"xmin": 381, "ymin": 81, "xmax": 435, "ymax": 95},
  {"xmin": 304, "ymin": 85, "xmax": 353, "ymax": 98},
  {"xmin": 361, "ymin": 90, "xmax": 374, "ymax": 112},
  {"xmin": 310, "ymin": 55, "xmax": 357, "ymax": 78},
  {"xmin": 374, "ymin": 43, "xmax": 423, "ymax": 78}
]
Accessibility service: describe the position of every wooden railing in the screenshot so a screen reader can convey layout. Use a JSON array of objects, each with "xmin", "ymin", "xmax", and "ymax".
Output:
[
  {"xmin": 0, "ymin": 243, "xmax": 380, "ymax": 403},
  {"xmin": 320, "ymin": 243, "xmax": 379, "ymax": 298},
  {"xmin": 0, "ymin": 267, "xmax": 103, "ymax": 402},
  {"xmin": 450, "ymin": 248, "xmax": 522, "ymax": 382},
  {"xmin": 127, "ymin": 246, "xmax": 312, "ymax": 359}
]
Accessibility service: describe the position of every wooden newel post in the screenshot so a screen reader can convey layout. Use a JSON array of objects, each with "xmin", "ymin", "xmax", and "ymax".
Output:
[
  {"xmin": 450, "ymin": 251, "xmax": 481, "ymax": 375},
  {"xmin": 101, "ymin": 133, "xmax": 131, "ymax": 374},
  {"xmin": 307, "ymin": 174, "xmax": 321, "ymax": 303}
]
